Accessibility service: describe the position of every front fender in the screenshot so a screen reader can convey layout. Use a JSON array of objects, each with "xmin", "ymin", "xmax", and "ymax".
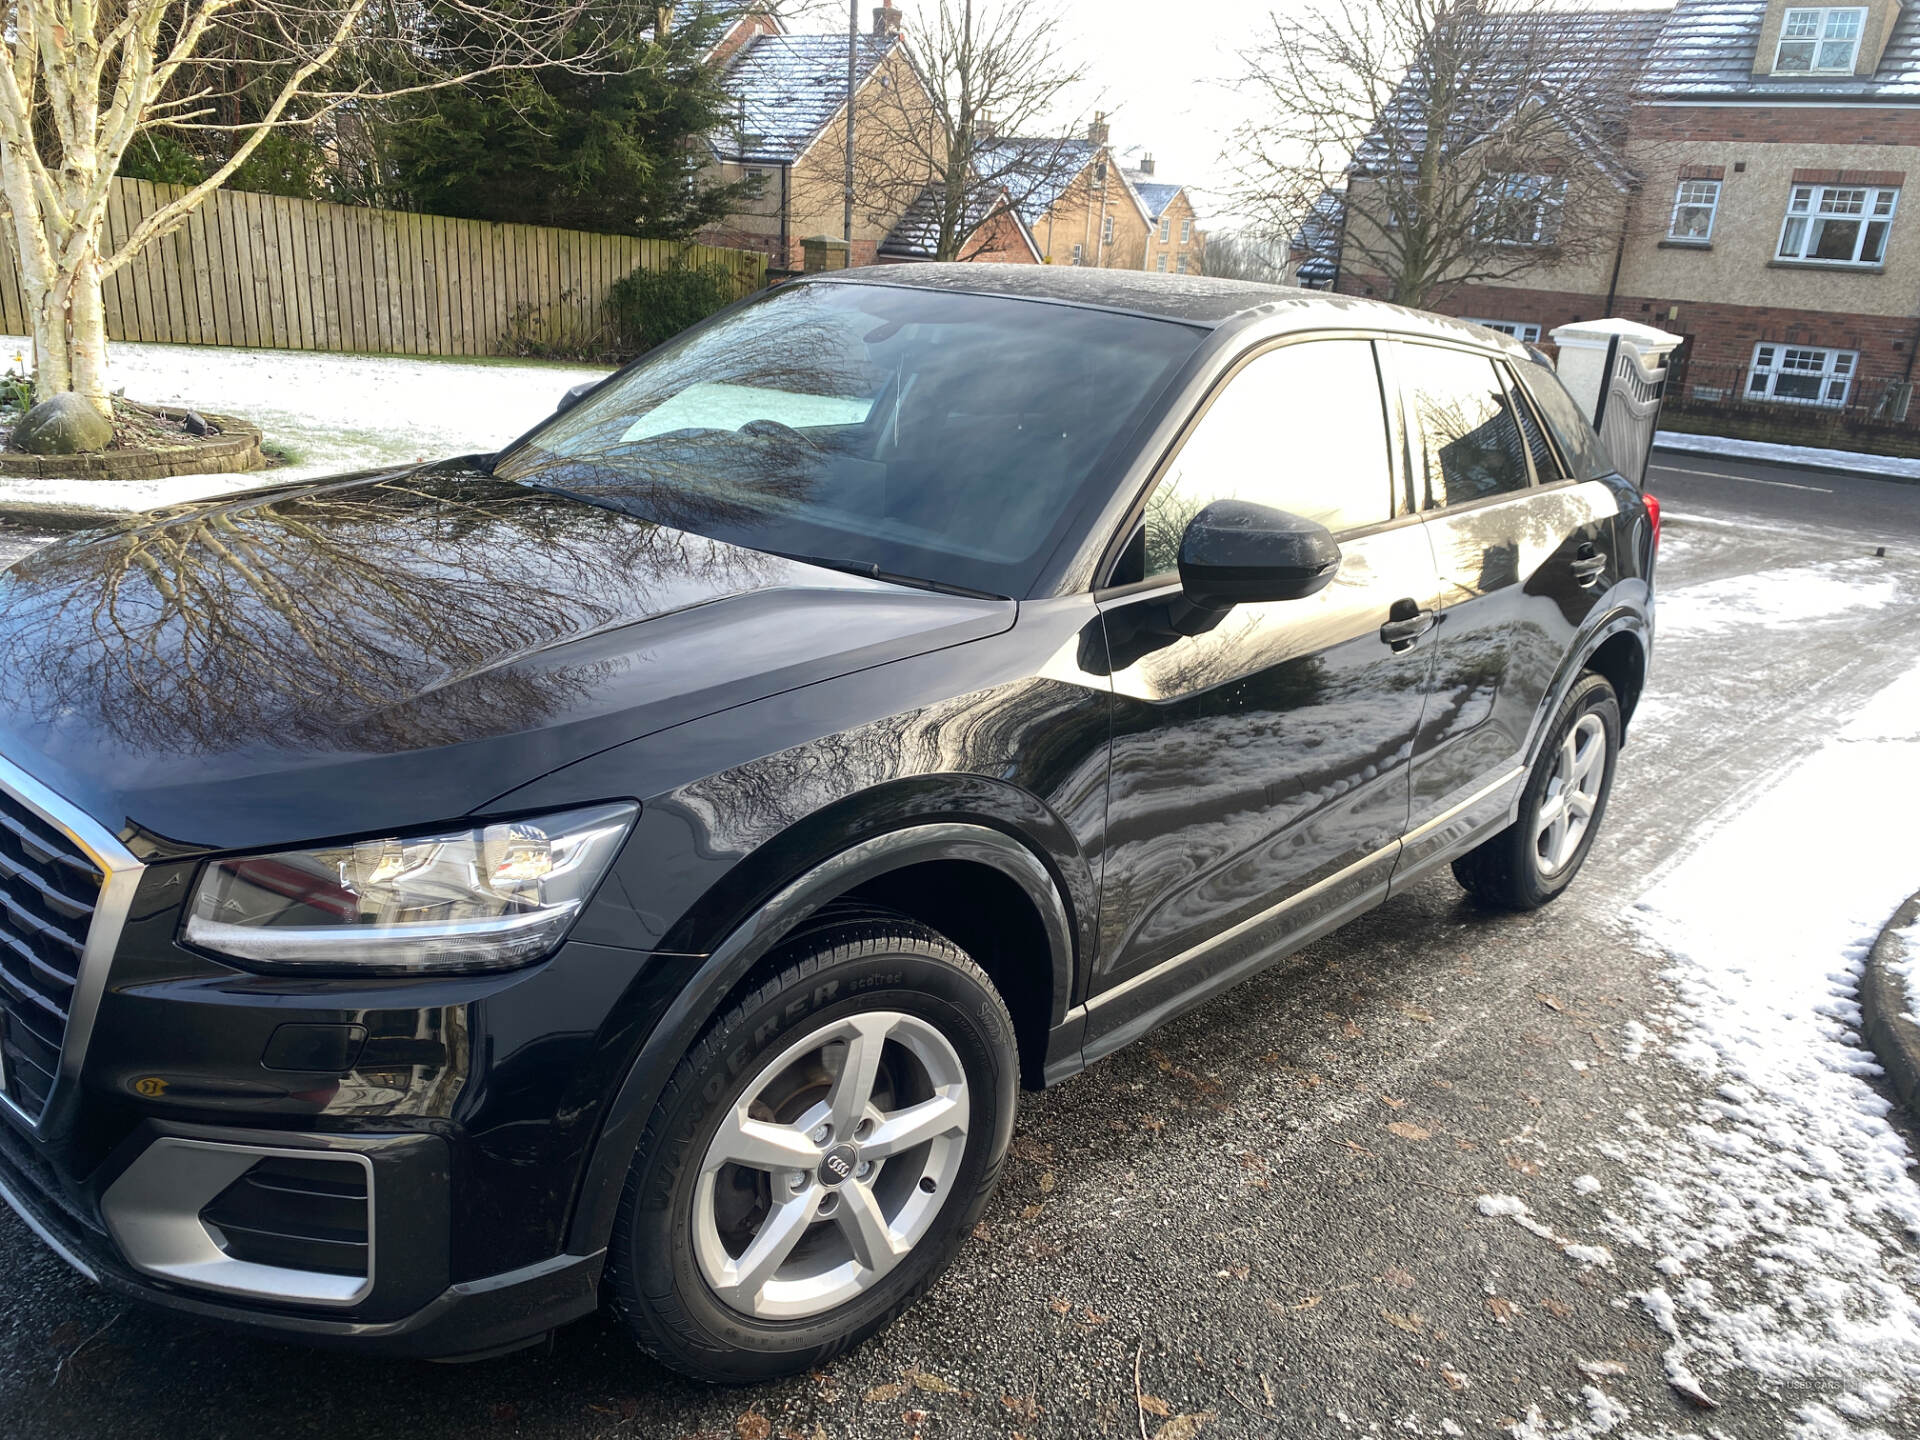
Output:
[{"xmin": 560, "ymin": 818, "xmax": 1075, "ymax": 1256}]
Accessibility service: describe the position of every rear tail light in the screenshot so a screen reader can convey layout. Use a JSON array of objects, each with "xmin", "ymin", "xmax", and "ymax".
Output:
[{"xmin": 1643, "ymin": 492, "xmax": 1661, "ymax": 548}]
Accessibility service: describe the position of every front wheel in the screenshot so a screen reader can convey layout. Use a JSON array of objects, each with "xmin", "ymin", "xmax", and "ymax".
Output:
[
  {"xmin": 607, "ymin": 923, "xmax": 1018, "ymax": 1382},
  {"xmin": 1452, "ymin": 672, "xmax": 1621, "ymax": 910}
]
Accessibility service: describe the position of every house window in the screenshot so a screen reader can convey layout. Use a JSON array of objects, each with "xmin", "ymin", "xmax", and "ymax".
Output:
[
  {"xmin": 1176, "ymin": 254, "xmax": 1190, "ymax": 273},
  {"xmin": 1746, "ymin": 343, "xmax": 1857, "ymax": 406},
  {"xmin": 1774, "ymin": 7, "xmax": 1866, "ymax": 73},
  {"xmin": 1102, "ymin": 214, "xmax": 1115, "ymax": 244},
  {"xmin": 1464, "ymin": 318, "xmax": 1543, "ymax": 344},
  {"xmin": 1159, "ymin": 216, "xmax": 1171, "ymax": 242},
  {"xmin": 1777, "ymin": 183, "xmax": 1897, "ymax": 265},
  {"xmin": 1668, "ymin": 179, "xmax": 1721, "ymax": 241},
  {"xmin": 1180, "ymin": 218, "xmax": 1193, "ymax": 244},
  {"xmin": 1071, "ymin": 242, "xmax": 1084, "ymax": 266},
  {"xmin": 1155, "ymin": 254, "xmax": 1168, "ymax": 272},
  {"xmin": 1474, "ymin": 174, "xmax": 1566, "ymax": 245}
]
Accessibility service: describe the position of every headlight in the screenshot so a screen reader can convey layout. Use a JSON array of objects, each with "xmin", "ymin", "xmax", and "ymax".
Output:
[{"xmin": 183, "ymin": 803, "xmax": 637, "ymax": 974}]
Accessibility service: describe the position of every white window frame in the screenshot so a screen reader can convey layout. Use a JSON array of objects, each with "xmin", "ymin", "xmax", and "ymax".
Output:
[
  {"xmin": 1746, "ymin": 343, "xmax": 1857, "ymax": 407},
  {"xmin": 1176, "ymin": 254, "xmax": 1190, "ymax": 274},
  {"xmin": 1070, "ymin": 242, "xmax": 1084, "ymax": 266},
  {"xmin": 1102, "ymin": 214, "xmax": 1115, "ymax": 244},
  {"xmin": 1159, "ymin": 216, "xmax": 1171, "ymax": 242},
  {"xmin": 1668, "ymin": 178, "xmax": 1721, "ymax": 241},
  {"xmin": 1155, "ymin": 253, "xmax": 1168, "ymax": 272},
  {"xmin": 1180, "ymin": 218, "xmax": 1193, "ymax": 244},
  {"xmin": 1463, "ymin": 318, "xmax": 1543, "ymax": 344},
  {"xmin": 1474, "ymin": 173, "xmax": 1567, "ymax": 246},
  {"xmin": 1774, "ymin": 6, "xmax": 1867, "ymax": 74},
  {"xmin": 1776, "ymin": 183, "xmax": 1898, "ymax": 266}
]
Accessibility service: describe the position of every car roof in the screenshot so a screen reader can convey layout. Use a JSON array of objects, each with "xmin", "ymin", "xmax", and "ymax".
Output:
[{"xmin": 803, "ymin": 264, "xmax": 1532, "ymax": 358}]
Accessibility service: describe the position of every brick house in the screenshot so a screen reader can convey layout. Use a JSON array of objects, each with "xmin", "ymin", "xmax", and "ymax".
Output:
[
  {"xmin": 698, "ymin": 5, "xmax": 1035, "ymax": 273},
  {"xmin": 1125, "ymin": 156, "xmax": 1207, "ymax": 274},
  {"xmin": 980, "ymin": 120, "xmax": 1208, "ymax": 272},
  {"xmin": 1343, "ymin": 0, "xmax": 1920, "ymax": 439}
]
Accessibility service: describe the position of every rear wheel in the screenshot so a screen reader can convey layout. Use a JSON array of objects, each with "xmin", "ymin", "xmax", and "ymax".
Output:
[
  {"xmin": 607, "ymin": 923, "xmax": 1017, "ymax": 1382},
  {"xmin": 1452, "ymin": 672, "xmax": 1620, "ymax": 910}
]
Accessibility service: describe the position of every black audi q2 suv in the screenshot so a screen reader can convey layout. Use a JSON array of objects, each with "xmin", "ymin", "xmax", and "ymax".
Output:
[{"xmin": 0, "ymin": 267, "xmax": 1654, "ymax": 1380}]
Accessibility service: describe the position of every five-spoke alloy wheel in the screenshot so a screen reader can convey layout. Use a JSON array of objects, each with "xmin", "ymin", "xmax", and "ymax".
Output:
[
  {"xmin": 1454, "ymin": 670, "xmax": 1621, "ymax": 911},
  {"xmin": 693, "ymin": 1010, "xmax": 971, "ymax": 1319},
  {"xmin": 608, "ymin": 923, "xmax": 1017, "ymax": 1382}
]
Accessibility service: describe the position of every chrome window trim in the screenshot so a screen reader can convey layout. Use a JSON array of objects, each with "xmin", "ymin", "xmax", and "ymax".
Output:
[{"xmin": 0, "ymin": 750, "xmax": 144, "ymax": 1138}]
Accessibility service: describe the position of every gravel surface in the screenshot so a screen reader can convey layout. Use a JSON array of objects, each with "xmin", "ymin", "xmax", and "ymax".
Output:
[{"xmin": 4, "ymin": 455, "xmax": 1920, "ymax": 1438}]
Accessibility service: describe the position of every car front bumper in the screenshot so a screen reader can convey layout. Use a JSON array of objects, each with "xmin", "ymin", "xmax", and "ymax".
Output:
[{"xmin": 0, "ymin": 1112, "xmax": 604, "ymax": 1359}]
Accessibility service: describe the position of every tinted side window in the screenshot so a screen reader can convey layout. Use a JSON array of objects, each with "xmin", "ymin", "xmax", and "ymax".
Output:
[
  {"xmin": 1140, "ymin": 340, "xmax": 1394, "ymax": 578},
  {"xmin": 1501, "ymin": 363, "xmax": 1561, "ymax": 482},
  {"xmin": 1400, "ymin": 344, "xmax": 1532, "ymax": 508},
  {"xmin": 1512, "ymin": 357, "xmax": 1613, "ymax": 480}
]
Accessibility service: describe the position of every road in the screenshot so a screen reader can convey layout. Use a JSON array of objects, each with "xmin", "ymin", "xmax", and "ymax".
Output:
[{"xmin": 4, "ymin": 454, "xmax": 1920, "ymax": 1439}]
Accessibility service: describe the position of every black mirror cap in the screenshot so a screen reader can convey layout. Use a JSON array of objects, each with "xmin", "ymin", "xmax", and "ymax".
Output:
[
  {"xmin": 1177, "ymin": 498, "xmax": 1342, "ymax": 608},
  {"xmin": 555, "ymin": 381, "xmax": 598, "ymax": 416}
]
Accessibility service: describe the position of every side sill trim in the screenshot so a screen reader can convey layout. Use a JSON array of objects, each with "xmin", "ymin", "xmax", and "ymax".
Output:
[
  {"xmin": 1088, "ymin": 837, "xmax": 1402, "ymax": 1013},
  {"xmin": 1403, "ymin": 766, "xmax": 1527, "ymax": 847}
]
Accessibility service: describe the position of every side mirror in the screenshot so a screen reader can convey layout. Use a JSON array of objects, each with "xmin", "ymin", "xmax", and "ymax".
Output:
[
  {"xmin": 554, "ymin": 381, "xmax": 598, "ymax": 416},
  {"xmin": 1177, "ymin": 498, "xmax": 1341, "ymax": 608}
]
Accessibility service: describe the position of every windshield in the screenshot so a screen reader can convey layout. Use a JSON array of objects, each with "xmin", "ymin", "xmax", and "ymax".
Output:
[{"xmin": 495, "ymin": 282, "xmax": 1205, "ymax": 597}]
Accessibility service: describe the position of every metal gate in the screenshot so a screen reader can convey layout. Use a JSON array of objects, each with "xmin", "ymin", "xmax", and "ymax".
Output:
[{"xmin": 1589, "ymin": 334, "xmax": 1669, "ymax": 489}]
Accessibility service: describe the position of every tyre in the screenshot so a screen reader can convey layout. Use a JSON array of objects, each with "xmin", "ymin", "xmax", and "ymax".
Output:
[
  {"xmin": 607, "ymin": 922, "xmax": 1019, "ymax": 1383},
  {"xmin": 1452, "ymin": 672, "xmax": 1620, "ymax": 911}
]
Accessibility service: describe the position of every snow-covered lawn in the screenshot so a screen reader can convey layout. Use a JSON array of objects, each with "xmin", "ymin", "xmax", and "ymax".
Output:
[
  {"xmin": 1618, "ymin": 658, "xmax": 1920, "ymax": 1436},
  {"xmin": 0, "ymin": 337, "xmax": 611, "ymax": 511}
]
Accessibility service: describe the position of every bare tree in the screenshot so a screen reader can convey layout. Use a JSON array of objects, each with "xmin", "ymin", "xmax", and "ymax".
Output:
[
  {"xmin": 0, "ymin": 1, "xmax": 621, "ymax": 418},
  {"xmin": 854, "ymin": 0, "xmax": 1085, "ymax": 261},
  {"xmin": 1202, "ymin": 229, "xmax": 1292, "ymax": 285},
  {"xmin": 1230, "ymin": 0, "xmax": 1656, "ymax": 310}
]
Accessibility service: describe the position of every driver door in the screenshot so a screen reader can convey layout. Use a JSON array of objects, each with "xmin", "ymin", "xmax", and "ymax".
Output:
[{"xmin": 1084, "ymin": 337, "xmax": 1440, "ymax": 1050}]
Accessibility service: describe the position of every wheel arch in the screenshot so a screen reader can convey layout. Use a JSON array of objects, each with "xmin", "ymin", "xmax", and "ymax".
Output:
[
  {"xmin": 1524, "ymin": 607, "xmax": 1650, "ymax": 777},
  {"xmin": 563, "ymin": 820, "xmax": 1076, "ymax": 1256}
]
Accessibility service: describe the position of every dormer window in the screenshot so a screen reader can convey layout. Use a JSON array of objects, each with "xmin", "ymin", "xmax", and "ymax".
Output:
[{"xmin": 1774, "ymin": 7, "xmax": 1866, "ymax": 73}]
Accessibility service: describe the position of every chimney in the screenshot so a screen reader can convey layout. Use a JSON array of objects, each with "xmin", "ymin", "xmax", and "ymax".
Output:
[
  {"xmin": 1138, "ymin": 153, "xmax": 1155, "ymax": 176},
  {"xmin": 873, "ymin": 2, "xmax": 902, "ymax": 36},
  {"xmin": 1088, "ymin": 111, "xmax": 1110, "ymax": 146}
]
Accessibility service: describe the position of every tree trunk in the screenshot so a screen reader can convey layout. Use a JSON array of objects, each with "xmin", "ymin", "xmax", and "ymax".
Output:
[{"xmin": 68, "ymin": 254, "xmax": 111, "ymax": 415}]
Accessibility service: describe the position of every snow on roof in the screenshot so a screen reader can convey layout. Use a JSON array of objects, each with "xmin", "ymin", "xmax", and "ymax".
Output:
[
  {"xmin": 1355, "ymin": 9, "xmax": 1667, "ymax": 188},
  {"xmin": 1291, "ymin": 187, "xmax": 1345, "ymax": 284},
  {"xmin": 973, "ymin": 137, "xmax": 1101, "ymax": 225},
  {"xmin": 714, "ymin": 31, "xmax": 898, "ymax": 163},
  {"xmin": 1123, "ymin": 173, "xmax": 1183, "ymax": 222},
  {"xmin": 1638, "ymin": 0, "xmax": 1920, "ymax": 100},
  {"xmin": 878, "ymin": 186, "xmax": 1033, "ymax": 261}
]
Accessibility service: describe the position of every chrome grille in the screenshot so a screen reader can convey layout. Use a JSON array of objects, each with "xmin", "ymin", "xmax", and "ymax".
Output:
[{"xmin": 0, "ymin": 788, "xmax": 104, "ymax": 1121}]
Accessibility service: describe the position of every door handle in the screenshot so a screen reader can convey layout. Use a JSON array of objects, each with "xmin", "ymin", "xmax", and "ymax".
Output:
[
  {"xmin": 1379, "ymin": 598, "xmax": 1437, "ymax": 651},
  {"xmin": 1571, "ymin": 543, "xmax": 1607, "ymax": 585}
]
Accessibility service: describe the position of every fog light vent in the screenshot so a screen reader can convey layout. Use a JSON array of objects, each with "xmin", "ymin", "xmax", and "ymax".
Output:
[{"xmin": 200, "ymin": 1155, "xmax": 369, "ymax": 1278}]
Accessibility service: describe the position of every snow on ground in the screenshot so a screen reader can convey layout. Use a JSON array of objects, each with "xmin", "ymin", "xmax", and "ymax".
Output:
[
  {"xmin": 1620, "ymin": 658, "xmax": 1920, "ymax": 1434},
  {"xmin": 1656, "ymin": 557, "xmax": 1901, "ymax": 638},
  {"xmin": 0, "ymin": 337, "xmax": 610, "ymax": 511},
  {"xmin": 1654, "ymin": 432, "xmax": 1920, "ymax": 481}
]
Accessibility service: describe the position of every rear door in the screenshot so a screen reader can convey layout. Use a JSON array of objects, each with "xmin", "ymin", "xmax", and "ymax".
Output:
[
  {"xmin": 1393, "ymin": 341, "xmax": 1621, "ymax": 874},
  {"xmin": 1085, "ymin": 337, "xmax": 1440, "ymax": 1044}
]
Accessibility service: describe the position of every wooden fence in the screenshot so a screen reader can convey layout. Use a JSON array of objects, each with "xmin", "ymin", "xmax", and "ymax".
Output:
[{"xmin": 0, "ymin": 178, "xmax": 767, "ymax": 359}]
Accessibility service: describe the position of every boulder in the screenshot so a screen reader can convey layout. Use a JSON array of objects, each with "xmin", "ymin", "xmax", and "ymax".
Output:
[{"xmin": 13, "ymin": 393, "xmax": 113, "ymax": 455}]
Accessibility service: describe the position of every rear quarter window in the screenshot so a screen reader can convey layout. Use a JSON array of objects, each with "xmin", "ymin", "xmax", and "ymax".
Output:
[{"xmin": 1514, "ymin": 358, "xmax": 1614, "ymax": 481}]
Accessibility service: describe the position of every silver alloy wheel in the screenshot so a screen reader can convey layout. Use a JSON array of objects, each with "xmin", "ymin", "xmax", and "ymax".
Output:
[
  {"xmin": 1534, "ymin": 713, "xmax": 1607, "ymax": 877},
  {"xmin": 691, "ymin": 1010, "xmax": 971, "ymax": 1320}
]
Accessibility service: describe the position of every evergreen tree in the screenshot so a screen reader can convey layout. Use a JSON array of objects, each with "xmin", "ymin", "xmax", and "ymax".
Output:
[{"xmin": 384, "ymin": 2, "xmax": 750, "ymax": 238}]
